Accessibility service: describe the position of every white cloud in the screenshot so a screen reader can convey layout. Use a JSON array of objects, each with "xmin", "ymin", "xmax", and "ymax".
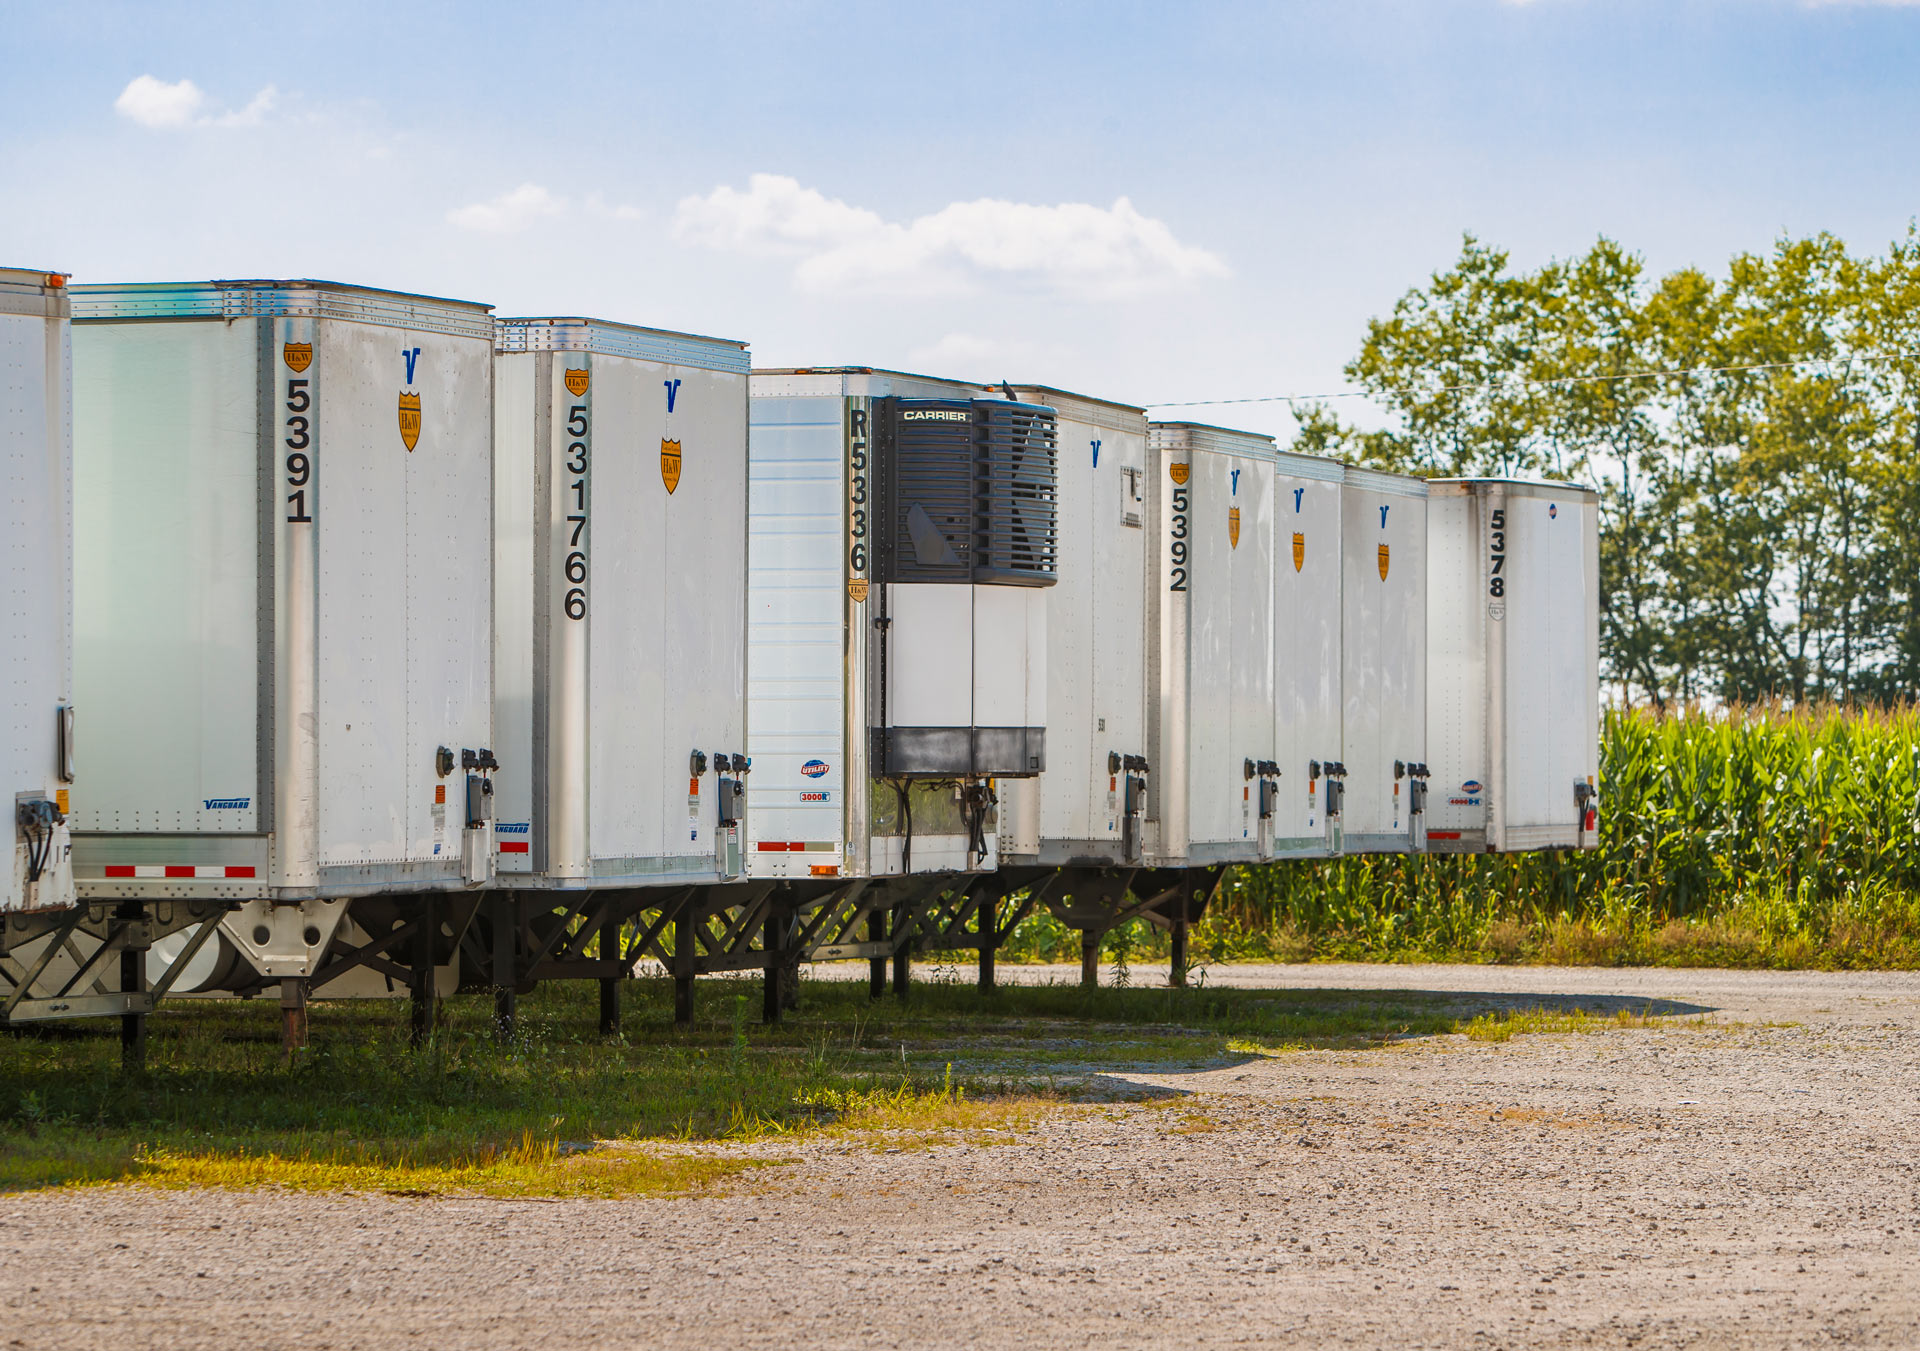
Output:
[
  {"xmin": 447, "ymin": 183, "xmax": 567, "ymax": 233},
  {"xmin": 114, "ymin": 76, "xmax": 207, "ymax": 128},
  {"xmin": 114, "ymin": 75, "xmax": 277, "ymax": 129},
  {"xmin": 205, "ymin": 86, "xmax": 278, "ymax": 127},
  {"xmin": 674, "ymin": 173, "xmax": 1228, "ymax": 299}
]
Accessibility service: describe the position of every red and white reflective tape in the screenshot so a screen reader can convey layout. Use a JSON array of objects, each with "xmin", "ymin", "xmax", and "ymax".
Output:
[{"xmin": 102, "ymin": 865, "xmax": 256, "ymax": 879}]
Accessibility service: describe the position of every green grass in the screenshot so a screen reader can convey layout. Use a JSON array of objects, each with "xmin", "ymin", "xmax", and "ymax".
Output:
[
  {"xmin": 0, "ymin": 975, "xmax": 1690, "ymax": 1196},
  {"xmin": 988, "ymin": 703, "xmax": 1920, "ymax": 972}
]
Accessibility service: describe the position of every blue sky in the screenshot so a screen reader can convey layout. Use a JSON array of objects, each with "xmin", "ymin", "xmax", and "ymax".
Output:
[{"xmin": 3, "ymin": 0, "xmax": 1917, "ymax": 440}]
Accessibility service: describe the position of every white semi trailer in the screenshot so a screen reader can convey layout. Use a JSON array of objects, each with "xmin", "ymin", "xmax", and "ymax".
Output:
[
  {"xmin": 1426, "ymin": 478, "xmax": 1601, "ymax": 852},
  {"xmin": 1, "ymin": 269, "xmax": 76, "ymax": 924},
  {"xmin": 66, "ymin": 279, "xmax": 498, "ymax": 1052},
  {"xmin": 745, "ymin": 368, "xmax": 1055, "ymax": 995},
  {"xmin": 490, "ymin": 315, "xmax": 751, "ymax": 1029},
  {"xmin": 1145, "ymin": 422, "xmax": 1279, "ymax": 868}
]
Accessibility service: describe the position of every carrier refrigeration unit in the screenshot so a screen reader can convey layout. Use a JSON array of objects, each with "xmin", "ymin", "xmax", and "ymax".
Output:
[
  {"xmin": 1273, "ymin": 449, "xmax": 1346, "ymax": 857},
  {"xmin": 67, "ymin": 279, "xmax": 498, "ymax": 1021},
  {"xmin": 2, "ymin": 268, "xmax": 76, "ymax": 927},
  {"xmin": 996, "ymin": 386, "xmax": 1151, "ymax": 869},
  {"xmin": 1145, "ymin": 423, "xmax": 1279, "ymax": 867},
  {"xmin": 747, "ymin": 369, "xmax": 1056, "ymax": 884},
  {"xmin": 1340, "ymin": 465, "xmax": 1430, "ymax": 853},
  {"xmin": 1425, "ymin": 478, "xmax": 1601, "ymax": 852}
]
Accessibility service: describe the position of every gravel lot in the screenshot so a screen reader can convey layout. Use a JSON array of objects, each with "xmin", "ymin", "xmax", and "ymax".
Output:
[{"xmin": 3, "ymin": 962, "xmax": 1917, "ymax": 1349}]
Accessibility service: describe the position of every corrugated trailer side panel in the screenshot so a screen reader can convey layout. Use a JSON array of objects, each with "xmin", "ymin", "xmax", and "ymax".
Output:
[
  {"xmin": 1340, "ymin": 467, "xmax": 1427, "ymax": 852},
  {"xmin": 315, "ymin": 315, "xmax": 494, "ymax": 868},
  {"xmin": 586, "ymin": 341, "xmax": 747, "ymax": 874},
  {"xmin": 1424, "ymin": 483, "xmax": 1487, "ymax": 845},
  {"xmin": 1499, "ymin": 485, "xmax": 1599, "ymax": 845},
  {"xmin": 746, "ymin": 381, "xmax": 853, "ymax": 877},
  {"xmin": 1272, "ymin": 452, "xmax": 1344, "ymax": 857},
  {"xmin": 2, "ymin": 269, "xmax": 74, "ymax": 913}
]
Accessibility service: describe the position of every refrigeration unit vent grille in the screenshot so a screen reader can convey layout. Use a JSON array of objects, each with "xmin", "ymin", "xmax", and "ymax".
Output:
[{"xmin": 978, "ymin": 402, "xmax": 1059, "ymax": 586}]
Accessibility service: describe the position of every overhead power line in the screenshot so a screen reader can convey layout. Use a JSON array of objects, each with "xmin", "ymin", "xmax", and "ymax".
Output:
[{"xmin": 1144, "ymin": 351, "xmax": 1920, "ymax": 411}]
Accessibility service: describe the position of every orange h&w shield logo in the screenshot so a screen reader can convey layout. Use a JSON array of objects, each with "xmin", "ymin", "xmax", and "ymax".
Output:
[
  {"xmin": 661, "ymin": 439, "xmax": 682, "ymax": 493},
  {"xmin": 398, "ymin": 393, "xmax": 421, "ymax": 452}
]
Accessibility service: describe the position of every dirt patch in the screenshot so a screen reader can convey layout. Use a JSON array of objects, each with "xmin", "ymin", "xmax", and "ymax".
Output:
[{"xmin": 2, "ymin": 963, "xmax": 1918, "ymax": 1348}]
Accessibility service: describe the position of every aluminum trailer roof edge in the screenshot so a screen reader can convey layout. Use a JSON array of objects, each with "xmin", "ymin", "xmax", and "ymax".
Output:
[
  {"xmin": 1149, "ymin": 420, "xmax": 1280, "ymax": 462},
  {"xmin": 70, "ymin": 279, "xmax": 495, "ymax": 340},
  {"xmin": 752, "ymin": 364, "xmax": 988, "ymax": 386},
  {"xmin": 1428, "ymin": 476, "xmax": 1600, "ymax": 499},
  {"xmin": 1344, "ymin": 464, "xmax": 1430, "ymax": 498},
  {"xmin": 495, "ymin": 316, "xmax": 750, "ymax": 373},
  {"xmin": 1274, "ymin": 448, "xmax": 1346, "ymax": 483},
  {"xmin": 1001, "ymin": 383, "xmax": 1148, "ymax": 416}
]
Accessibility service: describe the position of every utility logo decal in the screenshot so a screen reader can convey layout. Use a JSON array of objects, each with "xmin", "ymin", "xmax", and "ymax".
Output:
[
  {"xmin": 565, "ymin": 367, "xmax": 590, "ymax": 397},
  {"xmin": 1463, "ymin": 780, "xmax": 1482, "ymax": 793},
  {"xmin": 801, "ymin": 759, "xmax": 830, "ymax": 778},
  {"xmin": 202, "ymin": 797, "xmax": 251, "ymax": 810},
  {"xmin": 1292, "ymin": 532, "xmax": 1305, "ymax": 572},
  {"xmin": 847, "ymin": 578, "xmax": 869, "ymax": 603},
  {"xmin": 1228, "ymin": 507, "xmax": 1241, "ymax": 549},
  {"xmin": 1549, "ymin": 502, "xmax": 1558, "ymax": 519},
  {"xmin": 800, "ymin": 791, "xmax": 830, "ymax": 802},
  {"xmin": 661, "ymin": 439, "xmax": 682, "ymax": 494},
  {"xmin": 282, "ymin": 343, "xmax": 312, "ymax": 373},
  {"xmin": 1378, "ymin": 543, "xmax": 1391, "ymax": 580},
  {"xmin": 398, "ymin": 393, "xmax": 421, "ymax": 452},
  {"xmin": 1168, "ymin": 462, "xmax": 1190, "ymax": 486},
  {"xmin": 1091, "ymin": 438, "xmax": 1101, "ymax": 468}
]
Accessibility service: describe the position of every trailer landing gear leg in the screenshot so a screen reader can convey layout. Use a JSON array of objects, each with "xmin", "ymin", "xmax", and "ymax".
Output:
[
  {"xmin": 492, "ymin": 892, "xmax": 517, "ymax": 1043},
  {"xmin": 411, "ymin": 894, "xmax": 438, "ymax": 1048},
  {"xmin": 1170, "ymin": 918, "xmax": 1189, "ymax": 989},
  {"xmin": 673, "ymin": 896, "xmax": 696, "ymax": 1028},
  {"xmin": 119, "ymin": 902, "xmax": 147, "ymax": 1073},
  {"xmin": 762, "ymin": 911, "xmax": 783, "ymax": 1025},
  {"xmin": 891, "ymin": 906, "xmax": 910, "ymax": 1000},
  {"xmin": 867, "ymin": 908, "xmax": 886, "ymax": 1000},
  {"xmin": 280, "ymin": 977, "xmax": 309, "ymax": 1054},
  {"xmin": 977, "ymin": 891, "xmax": 997, "ymax": 993},
  {"xmin": 599, "ymin": 912, "xmax": 622, "ymax": 1038},
  {"xmin": 1080, "ymin": 930, "xmax": 1100, "ymax": 989}
]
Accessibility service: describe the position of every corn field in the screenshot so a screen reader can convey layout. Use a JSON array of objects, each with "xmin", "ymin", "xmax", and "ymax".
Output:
[{"xmin": 1003, "ymin": 704, "xmax": 1920, "ymax": 969}]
